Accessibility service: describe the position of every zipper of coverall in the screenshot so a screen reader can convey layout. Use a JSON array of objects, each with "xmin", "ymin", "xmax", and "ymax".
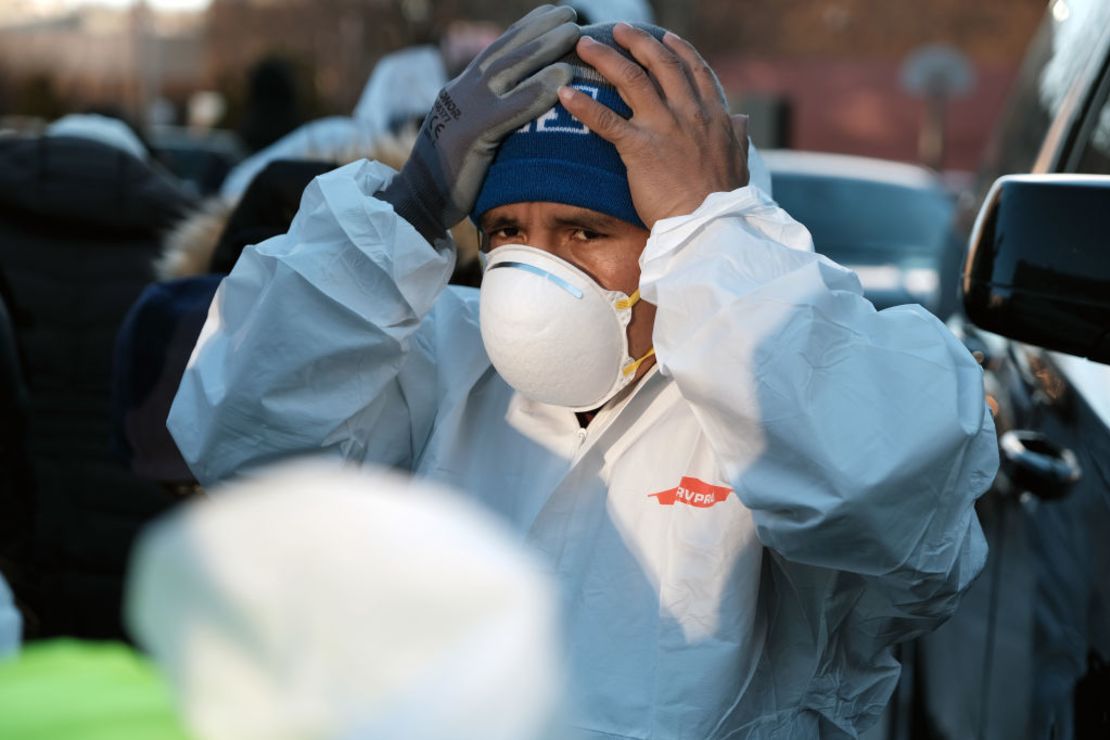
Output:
[
  {"xmin": 525, "ymin": 366, "xmax": 669, "ymax": 540},
  {"xmin": 569, "ymin": 364, "xmax": 661, "ymax": 467}
]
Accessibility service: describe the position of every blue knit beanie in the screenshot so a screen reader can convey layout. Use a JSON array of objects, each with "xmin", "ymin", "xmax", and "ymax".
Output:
[{"xmin": 471, "ymin": 23, "xmax": 666, "ymax": 229}]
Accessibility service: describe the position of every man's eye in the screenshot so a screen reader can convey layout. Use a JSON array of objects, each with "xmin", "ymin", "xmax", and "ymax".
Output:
[
  {"xmin": 572, "ymin": 229, "xmax": 603, "ymax": 241},
  {"xmin": 480, "ymin": 227, "xmax": 519, "ymax": 251}
]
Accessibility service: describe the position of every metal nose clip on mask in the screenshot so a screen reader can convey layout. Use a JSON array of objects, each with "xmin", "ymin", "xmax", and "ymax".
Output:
[{"xmin": 479, "ymin": 245, "xmax": 655, "ymax": 412}]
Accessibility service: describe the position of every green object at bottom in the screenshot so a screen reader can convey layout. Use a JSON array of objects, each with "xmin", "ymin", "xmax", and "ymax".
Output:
[{"xmin": 0, "ymin": 639, "xmax": 190, "ymax": 740}]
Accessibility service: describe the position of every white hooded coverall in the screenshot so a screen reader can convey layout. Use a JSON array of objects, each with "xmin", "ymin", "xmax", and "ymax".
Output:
[{"xmin": 169, "ymin": 160, "xmax": 997, "ymax": 739}]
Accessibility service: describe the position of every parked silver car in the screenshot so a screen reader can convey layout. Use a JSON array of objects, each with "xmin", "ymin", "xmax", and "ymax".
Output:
[{"xmin": 763, "ymin": 149, "xmax": 957, "ymax": 317}]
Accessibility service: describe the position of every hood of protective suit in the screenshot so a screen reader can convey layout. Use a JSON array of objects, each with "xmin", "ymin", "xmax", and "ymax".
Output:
[
  {"xmin": 220, "ymin": 45, "xmax": 443, "ymax": 201},
  {"xmin": 125, "ymin": 461, "xmax": 563, "ymax": 740},
  {"xmin": 219, "ymin": 117, "xmax": 398, "ymax": 199},
  {"xmin": 353, "ymin": 45, "xmax": 447, "ymax": 138},
  {"xmin": 559, "ymin": 0, "xmax": 654, "ymax": 24},
  {"xmin": 222, "ymin": 44, "xmax": 442, "ymax": 201},
  {"xmin": 46, "ymin": 113, "xmax": 148, "ymax": 162}
]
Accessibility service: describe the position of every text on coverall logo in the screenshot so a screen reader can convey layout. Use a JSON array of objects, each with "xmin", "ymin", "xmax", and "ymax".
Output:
[{"xmin": 650, "ymin": 477, "xmax": 733, "ymax": 508}]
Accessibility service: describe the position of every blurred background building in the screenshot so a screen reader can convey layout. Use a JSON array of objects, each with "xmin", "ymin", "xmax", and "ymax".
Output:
[{"xmin": 0, "ymin": 0, "xmax": 1046, "ymax": 170}]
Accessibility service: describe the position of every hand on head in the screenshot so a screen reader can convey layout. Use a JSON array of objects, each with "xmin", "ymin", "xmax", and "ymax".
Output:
[
  {"xmin": 559, "ymin": 23, "xmax": 750, "ymax": 229},
  {"xmin": 380, "ymin": 5, "xmax": 581, "ymax": 243},
  {"xmin": 382, "ymin": 11, "xmax": 746, "ymax": 243}
]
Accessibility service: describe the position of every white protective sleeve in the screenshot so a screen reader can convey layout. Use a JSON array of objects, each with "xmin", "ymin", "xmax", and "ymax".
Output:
[
  {"xmin": 0, "ymin": 572, "xmax": 19, "ymax": 658},
  {"xmin": 169, "ymin": 160, "xmax": 456, "ymax": 485},
  {"xmin": 640, "ymin": 185, "xmax": 997, "ymax": 630}
]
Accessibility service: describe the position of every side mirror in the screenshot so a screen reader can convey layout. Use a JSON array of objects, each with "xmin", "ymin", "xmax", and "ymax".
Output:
[{"xmin": 962, "ymin": 174, "xmax": 1110, "ymax": 364}]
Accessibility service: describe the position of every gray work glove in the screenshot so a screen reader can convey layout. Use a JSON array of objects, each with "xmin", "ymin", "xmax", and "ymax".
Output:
[{"xmin": 378, "ymin": 5, "xmax": 580, "ymax": 243}]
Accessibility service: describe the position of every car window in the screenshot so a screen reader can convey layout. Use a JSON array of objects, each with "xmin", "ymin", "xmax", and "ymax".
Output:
[
  {"xmin": 1072, "ymin": 87, "xmax": 1110, "ymax": 174},
  {"xmin": 977, "ymin": 22, "xmax": 1054, "ymax": 181}
]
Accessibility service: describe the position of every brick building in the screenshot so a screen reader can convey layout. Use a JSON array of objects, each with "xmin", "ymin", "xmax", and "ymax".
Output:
[
  {"xmin": 1, "ymin": 0, "xmax": 1046, "ymax": 170},
  {"xmin": 674, "ymin": 0, "xmax": 1048, "ymax": 170},
  {"xmin": 199, "ymin": 0, "xmax": 1047, "ymax": 170}
]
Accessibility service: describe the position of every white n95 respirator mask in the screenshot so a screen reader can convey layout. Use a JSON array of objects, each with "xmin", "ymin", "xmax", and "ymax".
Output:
[{"xmin": 479, "ymin": 245, "xmax": 654, "ymax": 412}]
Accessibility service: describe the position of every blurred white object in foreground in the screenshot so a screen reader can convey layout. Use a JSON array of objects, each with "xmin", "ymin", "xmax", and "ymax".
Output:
[{"xmin": 126, "ymin": 460, "xmax": 562, "ymax": 740}]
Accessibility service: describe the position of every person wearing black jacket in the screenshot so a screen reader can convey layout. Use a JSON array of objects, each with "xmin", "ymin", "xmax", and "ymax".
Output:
[{"xmin": 0, "ymin": 125, "xmax": 195, "ymax": 639}]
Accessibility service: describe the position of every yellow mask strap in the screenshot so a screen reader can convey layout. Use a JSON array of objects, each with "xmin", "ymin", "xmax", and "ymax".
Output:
[
  {"xmin": 615, "ymin": 289, "xmax": 640, "ymax": 311},
  {"xmin": 622, "ymin": 347, "xmax": 656, "ymax": 377}
]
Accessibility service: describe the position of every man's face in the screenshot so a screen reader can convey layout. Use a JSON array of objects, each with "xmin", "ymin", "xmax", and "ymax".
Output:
[{"xmin": 480, "ymin": 201, "xmax": 656, "ymax": 375}]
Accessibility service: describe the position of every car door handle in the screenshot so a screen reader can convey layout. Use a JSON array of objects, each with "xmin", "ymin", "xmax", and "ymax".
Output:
[{"xmin": 999, "ymin": 430, "xmax": 1081, "ymax": 500}]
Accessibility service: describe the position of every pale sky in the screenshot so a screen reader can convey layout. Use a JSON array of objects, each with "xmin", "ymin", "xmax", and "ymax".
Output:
[{"xmin": 22, "ymin": 0, "xmax": 211, "ymax": 12}]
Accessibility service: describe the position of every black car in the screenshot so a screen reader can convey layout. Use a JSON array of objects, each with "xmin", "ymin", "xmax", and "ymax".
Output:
[{"xmin": 912, "ymin": 1, "xmax": 1110, "ymax": 739}]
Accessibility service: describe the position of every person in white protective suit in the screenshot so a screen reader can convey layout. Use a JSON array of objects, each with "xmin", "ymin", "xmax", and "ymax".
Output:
[
  {"xmin": 169, "ymin": 8, "xmax": 998, "ymax": 739},
  {"xmin": 219, "ymin": 45, "xmax": 446, "ymax": 199}
]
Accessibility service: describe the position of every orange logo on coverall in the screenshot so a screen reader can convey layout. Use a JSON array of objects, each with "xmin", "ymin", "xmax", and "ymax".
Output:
[{"xmin": 649, "ymin": 477, "xmax": 732, "ymax": 508}]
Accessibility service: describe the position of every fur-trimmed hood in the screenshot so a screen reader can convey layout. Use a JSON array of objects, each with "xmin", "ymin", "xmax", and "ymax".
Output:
[
  {"xmin": 156, "ymin": 198, "xmax": 234, "ymax": 281},
  {"xmin": 156, "ymin": 127, "xmax": 480, "ymax": 282}
]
